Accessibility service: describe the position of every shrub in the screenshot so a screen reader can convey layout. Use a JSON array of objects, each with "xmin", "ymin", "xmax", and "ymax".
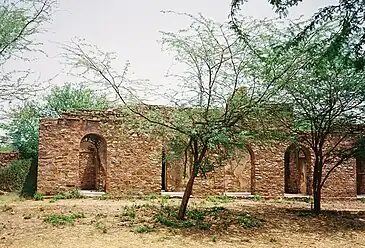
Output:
[
  {"xmin": 237, "ymin": 214, "xmax": 262, "ymax": 229},
  {"xmin": 0, "ymin": 159, "xmax": 31, "ymax": 192},
  {"xmin": 44, "ymin": 212, "xmax": 84, "ymax": 226},
  {"xmin": 360, "ymin": 198, "xmax": 365, "ymax": 203},
  {"xmin": 33, "ymin": 192, "xmax": 44, "ymax": 201},
  {"xmin": 95, "ymin": 221, "xmax": 107, "ymax": 233},
  {"xmin": 133, "ymin": 225, "xmax": 153, "ymax": 233}
]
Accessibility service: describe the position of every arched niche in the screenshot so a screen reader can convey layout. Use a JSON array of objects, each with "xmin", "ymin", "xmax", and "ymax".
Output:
[
  {"xmin": 284, "ymin": 144, "xmax": 310, "ymax": 195},
  {"xmin": 79, "ymin": 133, "xmax": 107, "ymax": 191}
]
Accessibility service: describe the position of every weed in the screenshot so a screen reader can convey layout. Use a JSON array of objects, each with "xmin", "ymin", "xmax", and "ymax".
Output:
[
  {"xmin": 156, "ymin": 215, "xmax": 179, "ymax": 227},
  {"xmin": 146, "ymin": 193, "xmax": 159, "ymax": 200},
  {"xmin": 33, "ymin": 192, "xmax": 44, "ymax": 201},
  {"xmin": 211, "ymin": 235, "xmax": 217, "ymax": 242},
  {"xmin": 237, "ymin": 214, "xmax": 262, "ymax": 229},
  {"xmin": 187, "ymin": 209, "xmax": 205, "ymax": 221},
  {"xmin": 133, "ymin": 225, "xmax": 153, "ymax": 233},
  {"xmin": 182, "ymin": 221, "xmax": 194, "ymax": 228},
  {"xmin": 95, "ymin": 221, "xmax": 107, "ymax": 233},
  {"xmin": 252, "ymin": 195, "xmax": 262, "ymax": 202},
  {"xmin": 207, "ymin": 195, "xmax": 234, "ymax": 204},
  {"xmin": 197, "ymin": 221, "xmax": 211, "ymax": 230},
  {"xmin": 360, "ymin": 198, "xmax": 365, "ymax": 203},
  {"xmin": 44, "ymin": 212, "xmax": 84, "ymax": 226}
]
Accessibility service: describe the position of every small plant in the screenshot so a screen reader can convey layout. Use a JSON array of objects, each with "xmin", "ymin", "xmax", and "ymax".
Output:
[
  {"xmin": 33, "ymin": 192, "xmax": 44, "ymax": 201},
  {"xmin": 133, "ymin": 225, "xmax": 153, "ymax": 233},
  {"xmin": 187, "ymin": 209, "xmax": 205, "ymax": 221},
  {"xmin": 95, "ymin": 221, "xmax": 107, "ymax": 233},
  {"xmin": 237, "ymin": 214, "xmax": 262, "ymax": 229},
  {"xmin": 147, "ymin": 193, "xmax": 159, "ymax": 200},
  {"xmin": 252, "ymin": 195, "xmax": 262, "ymax": 202},
  {"xmin": 197, "ymin": 221, "xmax": 211, "ymax": 230},
  {"xmin": 156, "ymin": 215, "xmax": 179, "ymax": 227},
  {"xmin": 360, "ymin": 197, "xmax": 365, "ymax": 203},
  {"xmin": 49, "ymin": 192, "xmax": 68, "ymax": 203},
  {"xmin": 211, "ymin": 235, "xmax": 217, "ymax": 242},
  {"xmin": 207, "ymin": 195, "xmax": 234, "ymax": 204},
  {"xmin": 44, "ymin": 212, "xmax": 84, "ymax": 226}
]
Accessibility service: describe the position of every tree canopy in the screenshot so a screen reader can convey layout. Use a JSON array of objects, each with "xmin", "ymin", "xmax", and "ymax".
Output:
[{"xmin": 230, "ymin": 0, "xmax": 365, "ymax": 69}]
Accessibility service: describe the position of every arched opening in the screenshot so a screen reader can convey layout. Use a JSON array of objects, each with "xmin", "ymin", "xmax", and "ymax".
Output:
[
  {"xmin": 79, "ymin": 133, "xmax": 107, "ymax": 191},
  {"xmin": 224, "ymin": 145, "xmax": 255, "ymax": 195},
  {"xmin": 284, "ymin": 145, "xmax": 310, "ymax": 195},
  {"xmin": 355, "ymin": 137, "xmax": 365, "ymax": 195}
]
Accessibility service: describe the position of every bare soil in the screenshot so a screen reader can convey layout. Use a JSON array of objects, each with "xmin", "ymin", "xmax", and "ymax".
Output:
[{"xmin": 1, "ymin": 194, "xmax": 365, "ymax": 248}]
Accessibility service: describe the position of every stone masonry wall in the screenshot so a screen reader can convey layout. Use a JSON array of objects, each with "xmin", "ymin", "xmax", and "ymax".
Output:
[
  {"xmin": 37, "ymin": 110, "xmax": 361, "ymax": 199},
  {"xmin": 0, "ymin": 152, "xmax": 19, "ymax": 170},
  {"xmin": 37, "ymin": 111, "xmax": 162, "ymax": 196}
]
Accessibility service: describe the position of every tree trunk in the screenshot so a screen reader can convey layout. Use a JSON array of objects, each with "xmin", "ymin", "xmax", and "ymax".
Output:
[
  {"xmin": 177, "ymin": 165, "xmax": 197, "ymax": 220},
  {"xmin": 312, "ymin": 153, "xmax": 323, "ymax": 215},
  {"xmin": 313, "ymin": 187, "xmax": 321, "ymax": 215},
  {"xmin": 177, "ymin": 138, "xmax": 207, "ymax": 220}
]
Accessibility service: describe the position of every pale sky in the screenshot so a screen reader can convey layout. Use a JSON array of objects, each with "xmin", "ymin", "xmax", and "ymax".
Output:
[{"xmin": 14, "ymin": 0, "xmax": 337, "ymax": 104}]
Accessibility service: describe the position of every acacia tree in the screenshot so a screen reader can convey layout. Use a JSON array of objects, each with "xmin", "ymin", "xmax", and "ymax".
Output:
[
  {"xmin": 64, "ymin": 13, "xmax": 307, "ymax": 219},
  {"xmin": 266, "ymin": 22, "xmax": 365, "ymax": 214},
  {"xmin": 230, "ymin": 0, "xmax": 365, "ymax": 69},
  {"xmin": 0, "ymin": 0, "xmax": 55, "ymax": 102}
]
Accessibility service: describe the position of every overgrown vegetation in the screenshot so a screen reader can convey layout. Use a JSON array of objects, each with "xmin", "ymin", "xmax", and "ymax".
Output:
[
  {"xmin": 49, "ymin": 190, "xmax": 84, "ymax": 203},
  {"xmin": 44, "ymin": 212, "xmax": 85, "ymax": 226},
  {"xmin": 0, "ymin": 159, "xmax": 31, "ymax": 192}
]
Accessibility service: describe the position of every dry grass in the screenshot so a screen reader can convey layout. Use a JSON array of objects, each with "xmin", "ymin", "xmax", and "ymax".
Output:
[{"xmin": 0, "ymin": 195, "xmax": 365, "ymax": 247}]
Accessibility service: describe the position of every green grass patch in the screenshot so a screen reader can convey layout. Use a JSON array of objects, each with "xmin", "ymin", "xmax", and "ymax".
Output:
[
  {"xmin": 207, "ymin": 195, "xmax": 234, "ymax": 204},
  {"xmin": 44, "ymin": 212, "xmax": 85, "ymax": 226},
  {"xmin": 133, "ymin": 225, "xmax": 153, "ymax": 233}
]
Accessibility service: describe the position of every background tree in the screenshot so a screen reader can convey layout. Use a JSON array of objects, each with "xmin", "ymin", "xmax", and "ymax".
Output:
[
  {"xmin": 0, "ymin": 0, "xmax": 55, "ymax": 102},
  {"xmin": 230, "ymin": 0, "xmax": 365, "ymax": 69},
  {"xmin": 266, "ymin": 21, "xmax": 365, "ymax": 214},
  {"xmin": 65, "ymin": 13, "xmax": 303, "ymax": 219}
]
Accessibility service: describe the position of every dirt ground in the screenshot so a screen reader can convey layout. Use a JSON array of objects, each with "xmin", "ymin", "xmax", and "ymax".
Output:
[{"xmin": 1, "ymin": 194, "xmax": 365, "ymax": 248}]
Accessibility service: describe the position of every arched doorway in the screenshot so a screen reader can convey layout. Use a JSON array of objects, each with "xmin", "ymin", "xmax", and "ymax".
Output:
[
  {"xmin": 284, "ymin": 145, "xmax": 310, "ymax": 194},
  {"xmin": 224, "ymin": 145, "xmax": 255, "ymax": 194},
  {"xmin": 79, "ymin": 134, "xmax": 107, "ymax": 191}
]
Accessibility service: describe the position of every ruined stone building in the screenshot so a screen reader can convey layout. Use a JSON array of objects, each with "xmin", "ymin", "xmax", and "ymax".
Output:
[{"xmin": 37, "ymin": 110, "xmax": 362, "ymax": 199}]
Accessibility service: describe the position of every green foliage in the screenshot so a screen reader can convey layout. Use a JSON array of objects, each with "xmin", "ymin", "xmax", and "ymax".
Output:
[
  {"xmin": 0, "ymin": 159, "xmax": 31, "ymax": 192},
  {"xmin": 207, "ymin": 195, "xmax": 234, "ymax": 204},
  {"xmin": 49, "ymin": 190, "xmax": 84, "ymax": 203},
  {"xmin": 43, "ymin": 83, "xmax": 110, "ymax": 117},
  {"xmin": 133, "ymin": 225, "xmax": 153, "ymax": 233},
  {"xmin": 1, "ymin": 84, "xmax": 110, "ymax": 163},
  {"xmin": 360, "ymin": 198, "xmax": 365, "ymax": 203},
  {"xmin": 1, "ymin": 103, "xmax": 41, "ymax": 160},
  {"xmin": 33, "ymin": 192, "xmax": 44, "ymax": 201},
  {"xmin": 252, "ymin": 195, "xmax": 262, "ymax": 202},
  {"xmin": 237, "ymin": 214, "xmax": 262, "ymax": 229},
  {"xmin": 95, "ymin": 221, "xmax": 108, "ymax": 233},
  {"xmin": 44, "ymin": 212, "xmax": 85, "ymax": 226},
  {"xmin": 211, "ymin": 235, "xmax": 217, "ymax": 242}
]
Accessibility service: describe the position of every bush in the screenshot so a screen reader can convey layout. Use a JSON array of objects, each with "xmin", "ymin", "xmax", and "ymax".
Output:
[
  {"xmin": 237, "ymin": 214, "xmax": 262, "ymax": 229},
  {"xmin": 133, "ymin": 225, "xmax": 153, "ymax": 233},
  {"xmin": 44, "ymin": 212, "xmax": 84, "ymax": 226},
  {"xmin": 0, "ymin": 159, "xmax": 31, "ymax": 192},
  {"xmin": 33, "ymin": 192, "xmax": 44, "ymax": 201}
]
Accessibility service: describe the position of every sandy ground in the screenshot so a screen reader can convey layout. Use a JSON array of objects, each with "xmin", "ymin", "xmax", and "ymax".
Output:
[{"xmin": 1, "ymin": 195, "xmax": 365, "ymax": 248}]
